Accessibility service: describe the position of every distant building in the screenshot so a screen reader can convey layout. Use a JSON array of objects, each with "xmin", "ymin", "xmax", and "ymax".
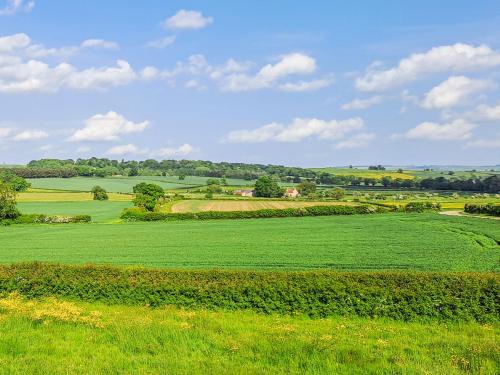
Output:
[
  {"xmin": 283, "ymin": 188, "xmax": 300, "ymax": 198},
  {"xmin": 234, "ymin": 189, "xmax": 255, "ymax": 197}
]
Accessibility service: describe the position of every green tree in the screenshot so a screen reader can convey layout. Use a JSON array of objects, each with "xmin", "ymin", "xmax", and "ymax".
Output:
[
  {"xmin": 327, "ymin": 187, "xmax": 346, "ymax": 200},
  {"xmin": 132, "ymin": 183, "xmax": 164, "ymax": 211},
  {"xmin": 381, "ymin": 176, "xmax": 393, "ymax": 188},
  {"xmin": 91, "ymin": 186, "xmax": 109, "ymax": 201},
  {"xmin": 206, "ymin": 178, "xmax": 220, "ymax": 186},
  {"xmin": 296, "ymin": 181, "xmax": 316, "ymax": 196},
  {"xmin": 0, "ymin": 183, "xmax": 20, "ymax": 219},
  {"xmin": 207, "ymin": 184, "xmax": 222, "ymax": 194},
  {"xmin": 254, "ymin": 176, "xmax": 283, "ymax": 198},
  {"xmin": 128, "ymin": 166, "xmax": 139, "ymax": 176},
  {"xmin": 0, "ymin": 171, "xmax": 30, "ymax": 192},
  {"xmin": 178, "ymin": 173, "xmax": 186, "ymax": 180}
]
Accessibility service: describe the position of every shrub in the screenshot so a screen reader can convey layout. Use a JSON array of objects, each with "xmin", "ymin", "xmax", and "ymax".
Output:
[
  {"xmin": 1, "ymin": 214, "xmax": 91, "ymax": 225},
  {"xmin": 405, "ymin": 202, "xmax": 441, "ymax": 213},
  {"xmin": 0, "ymin": 183, "xmax": 20, "ymax": 220},
  {"xmin": 91, "ymin": 186, "xmax": 108, "ymax": 201},
  {"xmin": 0, "ymin": 263, "xmax": 497, "ymax": 322},
  {"xmin": 121, "ymin": 205, "xmax": 380, "ymax": 222},
  {"xmin": 464, "ymin": 203, "xmax": 500, "ymax": 217}
]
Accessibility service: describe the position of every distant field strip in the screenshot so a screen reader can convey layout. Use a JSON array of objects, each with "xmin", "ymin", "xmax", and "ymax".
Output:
[
  {"xmin": 18, "ymin": 191, "xmax": 132, "ymax": 202},
  {"xmin": 0, "ymin": 214, "xmax": 497, "ymax": 271},
  {"xmin": 27, "ymin": 176, "xmax": 253, "ymax": 193},
  {"xmin": 312, "ymin": 168, "xmax": 414, "ymax": 180},
  {"xmin": 171, "ymin": 200, "xmax": 358, "ymax": 212}
]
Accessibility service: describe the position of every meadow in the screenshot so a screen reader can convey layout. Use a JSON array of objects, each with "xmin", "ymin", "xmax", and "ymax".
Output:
[
  {"xmin": 0, "ymin": 214, "xmax": 498, "ymax": 271},
  {"xmin": 0, "ymin": 294, "xmax": 497, "ymax": 374}
]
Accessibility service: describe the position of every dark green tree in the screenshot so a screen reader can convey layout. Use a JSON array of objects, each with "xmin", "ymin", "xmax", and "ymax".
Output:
[
  {"xmin": 296, "ymin": 181, "xmax": 316, "ymax": 196},
  {"xmin": 91, "ymin": 186, "xmax": 109, "ymax": 201},
  {"xmin": 254, "ymin": 176, "xmax": 283, "ymax": 198}
]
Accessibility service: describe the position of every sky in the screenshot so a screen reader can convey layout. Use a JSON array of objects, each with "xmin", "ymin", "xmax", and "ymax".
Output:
[{"xmin": 0, "ymin": 0, "xmax": 499, "ymax": 167}]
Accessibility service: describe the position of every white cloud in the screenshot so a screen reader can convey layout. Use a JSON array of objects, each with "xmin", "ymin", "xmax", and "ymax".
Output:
[
  {"xmin": 145, "ymin": 35, "xmax": 176, "ymax": 49},
  {"xmin": 335, "ymin": 132, "xmax": 375, "ymax": 149},
  {"xmin": 0, "ymin": 127, "xmax": 12, "ymax": 138},
  {"xmin": 163, "ymin": 10, "xmax": 213, "ymax": 30},
  {"xmin": 0, "ymin": 0, "xmax": 34, "ymax": 16},
  {"xmin": 356, "ymin": 43, "xmax": 500, "ymax": 92},
  {"xmin": 395, "ymin": 119, "xmax": 476, "ymax": 141},
  {"xmin": 106, "ymin": 144, "xmax": 147, "ymax": 155},
  {"xmin": 341, "ymin": 96, "xmax": 383, "ymax": 110},
  {"xmin": 68, "ymin": 111, "xmax": 149, "ymax": 142},
  {"xmin": 277, "ymin": 78, "xmax": 333, "ymax": 92},
  {"xmin": 140, "ymin": 66, "xmax": 160, "ymax": 80},
  {"xmin": 0, "ymin": 33, "xmax": 136, "ymax": 93},
  {"xmin": 224, "ymin": 117, "xmax": 364, "ymax": 143},
  {"xmin": 13, "ymin": 129, "xmax": 48, "ymax": 141},
  {"xmin": 465, "ymin": 138, "xmax": 500, "ymax": 149},
  {"xmin": 421, "ymin": 76, "xmax": 496, "ymax": 109},
  {"xmin": 80, "ymin": 39, "xmax": 119, "ymax": 50},
  {"xmin": 466, "ymin": 102, "xmax": 500, "ymax": 121},
  {"xmin": 157, "ymin": 143, "xmax": 195, "ymax": 157},
  {"xmin": 184, "ymin": 79, "xmax": 205, "ymax": 90}
]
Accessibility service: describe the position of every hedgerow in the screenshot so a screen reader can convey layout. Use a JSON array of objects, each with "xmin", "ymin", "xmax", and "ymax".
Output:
[
  {"xmin": 0, "ymin": 214, "xmax": 91, "ymax": 225},
  {"xmin": 464, "ymin": 203, "xmax": 500, "ymax": 217},
  {"xmin": 121, "ymin": 205, "xmax": 382, "ymax": 221},
  {"xmin": 0, "ymin": 263, "xmax": 497, "ymax": 322},
  {"xmin": 404, "ymin": 202, "xmax": 441, "ymax": 213}
]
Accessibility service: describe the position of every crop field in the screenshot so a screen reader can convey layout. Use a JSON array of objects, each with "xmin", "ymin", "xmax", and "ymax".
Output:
[
  {"xmin": 27, "ymin": 176, "xmax": 253, "ymax": 193},
  {"xmin": 0, "ymin": 295, "xmax": 497, "ymax": 375},
  {"xmin": 0, "ymin": 214, "xmax": 498, "ymax": 271},
  {"xmin": 170, "ymin": 199, "xmax": 359, "ymax": 212},
  {"xmin": 17, "ymin": 201, "xmax": 132, "ymax": 223},
  {"xmin": 312, "ymin": 167, "xmax": 414, "ymax": 180},
  {"xmin": 18, "ymin": 190, "xmax": 132, "ymax": 202}
]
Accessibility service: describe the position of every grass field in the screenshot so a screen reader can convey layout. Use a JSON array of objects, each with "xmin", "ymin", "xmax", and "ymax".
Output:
[
  {"xmin": 18, "ymin": 191, "xmax": 132, "ymax": 202},
  {"xmin": 170, "ymin": 199, "xmax": 358, "ymax": 212},
  {"xmin": 0, "ymin": 294, "xmax": 497, "ymax": 374},
  {"xmin": 312, "ymin": 168, "xmax": 414, "ymax": 180},
  {"xmin": 0, "ymin": 214, "xmax": 498, "ymax": 271},
  {"xmin": 27, "ymin": 176, "xmax": 253, "ymax": 193},
  {"xmin": 17, "ymin": 201, "xmax": 132, "ymax": 223}
]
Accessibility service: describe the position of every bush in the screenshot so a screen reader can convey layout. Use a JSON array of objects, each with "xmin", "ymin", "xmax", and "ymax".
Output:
[
  {"xmin": 121, "ymin": 205, "xmax": 380, "ymax": 222},
  {"xmin": 464, "ymin": 203, "xmax": 500, "ymax": 217},
  {"xmin": 0, "ymin": 263, "xmax": 497, "ymax": 322},
  {"xmin": 1, "ymin": 214, "xmax": 91, "ymax": 225},
  {"xmin": 405, "ymin": 202, "xmax": 441, "ymax": 213},
  {"xmin": 91, "ymin": 186, "xmax": 108, "ymax": 201}
]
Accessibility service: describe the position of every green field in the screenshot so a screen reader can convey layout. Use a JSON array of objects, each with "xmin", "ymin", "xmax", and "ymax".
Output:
[
  {"xmin": 1, "ymin": 295, "xmax": 497, "ymax": 374},
  {"xmin": 0, "ymin": 214, "xmax": 498, "ymax": 271},
  {"xmin": 17, "ymin": 201, "xmax": 132, "ymax": 223},
  {"xmin": 27, "ymin": 176, "xmax": 253, "ymax": 193}
]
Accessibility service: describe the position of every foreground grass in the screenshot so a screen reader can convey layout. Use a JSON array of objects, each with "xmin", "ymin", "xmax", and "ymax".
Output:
[
  {"xmin": 0, "ymin": 214, "xmax": 498, "ymax": 271},
  {"xmin": 0, "ymin": 294, "xmax": 497, "ymax": 374}
]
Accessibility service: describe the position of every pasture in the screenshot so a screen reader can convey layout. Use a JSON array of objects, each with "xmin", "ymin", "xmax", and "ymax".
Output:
[
  {"xmin": 0, "ymin": 214, "xmax": 498, "ymax": 271},
  {"xmin": 312, "ymin": 167, "xmax": 414, "ymax": 180},
  {"xmin": 18, "ymin": 190, "xmax": 132, "ymax": 202},
  {"xmin": 1, "ymin": 295, "xmax": 497, "ymax": 374},
  {"xmin": 170, "ymin": 199, "xmax": 358, "ymax": 212},
  {"xmin": 27, "ymin": 176, "xmax": 253, "ymax": 193}
]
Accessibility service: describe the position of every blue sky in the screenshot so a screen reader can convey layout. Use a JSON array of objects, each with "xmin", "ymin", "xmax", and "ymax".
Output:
[{"xmin": 0, "ymin": 0, "xmax": 499, "ymax": 166}]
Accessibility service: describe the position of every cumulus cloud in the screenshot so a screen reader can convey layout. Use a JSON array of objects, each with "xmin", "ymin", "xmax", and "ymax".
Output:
[
  {"xmin": 68, "ymin": 111, "xmax": 149, "ymax": 142},
  {"xmin": 465, "ymin": 138, "xmax": 500, "ymax": 149},
  {"xmin": 163, "ymin": 10, "xmax": 213, "ymax": 30},
  {"xmin": 277, "ymin": 78, "xmax": 333, "ymax": 92},
  {"xmin": 0, "ymin": 33, "xmax": 135, "ymax": 93},
  {"xmin": 0, "ymin": 0, "xmax": 34, "ymax": 16},
  {"xmin": 13, "ymin": 129, "xmax": 48, "ymax": 141},
  {"xmin": 341, "ymin": 96, "xmax": 383, "ymax": 110},
  {"xmin": 394, "ymin": 119, "xmax": 476, "ymax": 141},
  {"xmin": 224, "ymin": 117, "xmax": 364, "ymax": 143},
  {"xmin": 157, "ymin": 143, "xmax": 195, "ymax": 157},
  {"xmin": 466, "ymin": 102, "xmax": 500, "ymax": 122},
  {"xmin": 421, "ymin": 76, "xmax": 496, "ymax": 109},
  {"xmin": 335, "ymin": 132, "xmax": 375, "ymax": 149},
  {"xmin": 356, "ymin": 43, "xmax": 500, "ymax": 92},
  {"xmin": 80, "ymin": 39, "xmax": 119, "ymax": 50},
  {"xmin": 105, "ymin": 143, "xmax": 147, "ymax": 155},
  {"xmin": 145, "ymin": 35, "xmax": 176, "ymax": 49}
]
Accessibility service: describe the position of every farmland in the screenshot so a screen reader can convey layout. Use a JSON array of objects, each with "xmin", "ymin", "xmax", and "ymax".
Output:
[{"xmin": 0, "ymin": 214, "xmax": 498, "ymax": 271}]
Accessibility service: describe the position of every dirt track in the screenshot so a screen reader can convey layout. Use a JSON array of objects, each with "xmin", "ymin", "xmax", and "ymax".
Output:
[{"xmin": 439, "ymin": 210, "xmax": 500, "ymax": 220}]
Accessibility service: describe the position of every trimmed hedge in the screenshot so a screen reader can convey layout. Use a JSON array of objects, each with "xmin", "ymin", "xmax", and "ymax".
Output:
[
  {"xmin": 0, "ymin": 263, "xmax": 498, "ymax": 322},
  {"xmin": 0, "ymin": 214, "xmax": 91, "ymax": 225},
  {"xmin": 464, "ymin": 203, "xmax": 500, "ymax": 217},
  {"xmin": 121, "ymin": 204, "xmax": 381, "ymax": 221}
]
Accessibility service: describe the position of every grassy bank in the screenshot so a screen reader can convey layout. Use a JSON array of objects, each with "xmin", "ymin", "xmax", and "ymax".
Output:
[{"xmin": 0, "ymin": 294, "xmax": 498, "ymax": 374}]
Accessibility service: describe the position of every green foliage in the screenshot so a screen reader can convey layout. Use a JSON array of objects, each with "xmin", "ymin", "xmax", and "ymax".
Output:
[
  {"xmin": 206, "ymin": 178, "xmax": 220, "ymax": 185},
  {"xmin": 91, "ymin": 186, "xmax": 108, "ymax": 201},
  {"xmin": 121, "ymin": 205, "xmax": 379, "ymax": 222},
  {"xmin": 326, "ymin": 187, "xmax": 346, "ymax": 200},
  {"xmin": 1, "ymin": 214, "xmax": 91, "ymax": 225},
  {"xmin": 464, "ymin": 203, "xmax": 500, "ymax": 217},
  {"xmin": 296, "ymin": 181, "xmax": 316, "ymax": 196},
  {"xmin": 0, "ymin": 171, "xmax": 30, "ymax": 192},
  {"xmin": 404, "ymin": 202, "xmax": 441, "ymax": 213},
  {"xmin": 132, "ymin": 183, "xmax": 164, "ymax": 212},
  {"xmin": 0, "ymin": 183, "xmax": 20, "ymax": 220},
  {"xmin": 254, "ymin": 176, "xmax": 283, "ymax": 198},
  {"xmin": 207, "ymin": 184, "xmax": 222, "ymax": 194},
  {"xmin": 0, "ymin": 263, "xmax": 498, "ymax": 322}
]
